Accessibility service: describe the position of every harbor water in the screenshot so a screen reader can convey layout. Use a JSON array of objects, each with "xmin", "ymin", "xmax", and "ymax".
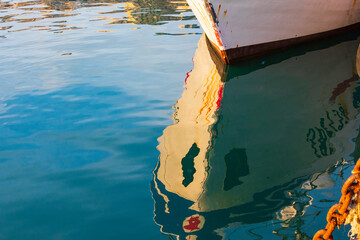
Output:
[{"xmin": 1, "ymin": 0, "xmax": 360, "ymax": 239}]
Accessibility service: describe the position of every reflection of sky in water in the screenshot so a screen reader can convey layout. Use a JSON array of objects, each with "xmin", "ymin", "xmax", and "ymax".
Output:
[
  {"xmin": 0, "ymin": 84, "xmax": 166, "ymax": 239},
  {"xmin": 0, "ymin": 0, "xmax": 201, "ymax": 239},
  {"xmin": 0, "ymin": 0, "xmax": 202, "ymax": 99}
]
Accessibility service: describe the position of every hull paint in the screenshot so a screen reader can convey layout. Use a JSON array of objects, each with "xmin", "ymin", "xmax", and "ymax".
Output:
[
  {"xmin": 226, "ymin": 22, "xmax": 360, "ymax": 63},
  {"xmin": 187, "ymin": 0, "xmax": 360, "ymax": 63}
]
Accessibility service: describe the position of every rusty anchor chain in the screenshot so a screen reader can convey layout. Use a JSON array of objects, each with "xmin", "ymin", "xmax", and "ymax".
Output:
[{"xmin": 313, "ymin": 160, "xmax": 360, "ymax": 240}]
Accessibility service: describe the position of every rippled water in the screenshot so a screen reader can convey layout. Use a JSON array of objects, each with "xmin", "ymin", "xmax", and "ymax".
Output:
[{"xmin": 1, "ymin": 1, "xmax": 360, "ymax": 239}]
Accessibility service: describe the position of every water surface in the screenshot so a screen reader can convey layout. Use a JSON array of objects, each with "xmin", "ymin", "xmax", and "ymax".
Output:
[{"xmin": 1, "ymin": 1, "xmax": 360, "ymax": 239}]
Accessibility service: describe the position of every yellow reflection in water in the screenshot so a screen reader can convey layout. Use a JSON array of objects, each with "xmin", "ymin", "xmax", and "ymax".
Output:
[{"xmin": 0, "ymin": 0, "xmax": 192, "ymax": 34}]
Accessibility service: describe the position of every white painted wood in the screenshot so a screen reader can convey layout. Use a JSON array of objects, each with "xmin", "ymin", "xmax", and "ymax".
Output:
[
  {"xmin": 187, "ymin": 0, "xmax": 223, "ymax": 49},
  {"xmin": 188, "ymin": 0, "xmax": 360, "ymax": 50}
]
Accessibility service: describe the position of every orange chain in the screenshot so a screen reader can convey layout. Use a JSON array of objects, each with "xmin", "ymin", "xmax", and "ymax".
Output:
[{"xmin": 313, "ymin": 160, "xmax": 360, "ymax": 240}]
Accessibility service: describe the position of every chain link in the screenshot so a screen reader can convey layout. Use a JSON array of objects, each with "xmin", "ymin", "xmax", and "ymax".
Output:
[{"xmin": 313, "ymin": 160, "xmax": 360, "ymax": 240}]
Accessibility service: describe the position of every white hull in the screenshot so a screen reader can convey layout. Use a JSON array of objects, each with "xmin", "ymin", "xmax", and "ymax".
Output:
[{"xmin": 187, "ymin": 0, "xmax": 360, "ymax": 63}]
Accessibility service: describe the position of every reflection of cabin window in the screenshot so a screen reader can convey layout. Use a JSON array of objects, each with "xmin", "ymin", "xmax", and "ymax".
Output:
[
  {"xmin": 181, "ymin": 143, "xmax": 200, "ymax": 187},
  {"xmin": 224, "ymin": 148, "xmax": 249, "ymax": 191}
]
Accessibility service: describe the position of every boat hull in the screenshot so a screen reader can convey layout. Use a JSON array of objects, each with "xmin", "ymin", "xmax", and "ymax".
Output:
[{"xmin": 187, "ymin": 0, "xmax": 360, "ymax": 63}]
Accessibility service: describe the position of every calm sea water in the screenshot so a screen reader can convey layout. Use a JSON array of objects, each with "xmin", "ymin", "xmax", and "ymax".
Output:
[{"xmin": 1, "ymin": 1, "xmax": 360, "ymax": 239}]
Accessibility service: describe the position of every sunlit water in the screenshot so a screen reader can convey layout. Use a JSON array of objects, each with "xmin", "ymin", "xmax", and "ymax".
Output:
[{"xmin": 1, "ymin": 1, "xmax": 360, "ymax": 239}]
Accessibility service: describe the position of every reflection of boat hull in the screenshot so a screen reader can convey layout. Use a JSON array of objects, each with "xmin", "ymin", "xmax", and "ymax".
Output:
[
  {"xmin": 152, "ymin": 34, "xmax": 360, "ymax": 239},
  {"xmin": 151, "ymin": 164, "xmax": 308, "ymax": 240},
  {"xmin": 186, "ymin": 0, "xmax": 360, "ymax": 63}
]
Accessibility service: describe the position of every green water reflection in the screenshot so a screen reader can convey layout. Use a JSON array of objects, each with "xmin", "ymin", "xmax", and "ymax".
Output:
[{"xmin": 152, "ymin": 33, "xmax": 360, "ymax": 240}]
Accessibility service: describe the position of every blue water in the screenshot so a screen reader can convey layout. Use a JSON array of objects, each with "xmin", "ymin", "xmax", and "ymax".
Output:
[{"xmin": 1, "ymin": 1, "xmax": 360, "ymax": 239}]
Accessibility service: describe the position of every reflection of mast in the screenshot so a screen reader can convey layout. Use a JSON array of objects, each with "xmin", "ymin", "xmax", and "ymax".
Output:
[{"xmin": 152, "ymin": 34, "xmax": 360, "ymax": 240}]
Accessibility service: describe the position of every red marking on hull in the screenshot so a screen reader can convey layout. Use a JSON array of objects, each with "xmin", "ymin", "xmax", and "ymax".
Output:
[{"xmin": 213, "ymin": 23, "xmax": 224, "ymax": 48}]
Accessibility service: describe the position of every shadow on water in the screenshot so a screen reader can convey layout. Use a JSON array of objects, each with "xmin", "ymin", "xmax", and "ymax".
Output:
[{"xmin": 151, "ymin": 31, "xmax": 360, "ymax": 240}]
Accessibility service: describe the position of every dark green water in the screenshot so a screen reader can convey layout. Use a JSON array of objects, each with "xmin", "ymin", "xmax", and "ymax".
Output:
[{"xmin": 1, "ymin": 1, "xmax": 360, "ymax": 239}]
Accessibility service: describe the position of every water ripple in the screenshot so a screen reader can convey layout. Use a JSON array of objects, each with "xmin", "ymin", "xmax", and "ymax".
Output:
[{"xmin": 0, "ymin": 0, "xmax": 196, "ymax": 35}]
